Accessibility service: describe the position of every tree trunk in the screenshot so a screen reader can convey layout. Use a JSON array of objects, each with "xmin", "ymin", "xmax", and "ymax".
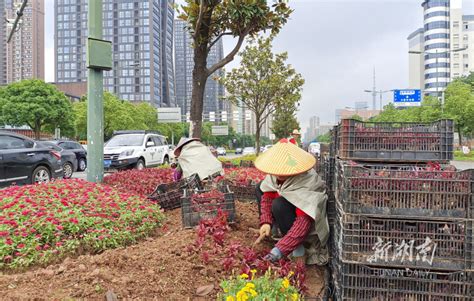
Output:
[
  {"xmin": 190, "ymin": 62, "xmax": 207, "ymax": 138},
  {"xmin": 34, "ymin": 120, "xmax": 41, "ymax": 140},
  {"xmin": 458, "ymin": 124, "xmax": 463, "ymax": 146},
  {"xmin": 189, "ymin": 7, "xmax": 213, "ymax": 139},
  {"xmin": 255, "ymin": 115, "xmax": 261, "ymax": 156}
]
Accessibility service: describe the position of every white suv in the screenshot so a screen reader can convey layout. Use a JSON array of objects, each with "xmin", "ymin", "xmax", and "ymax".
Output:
[{"xmin": 104, "ymin": 131, "xmax": 170, "ymax": 170}]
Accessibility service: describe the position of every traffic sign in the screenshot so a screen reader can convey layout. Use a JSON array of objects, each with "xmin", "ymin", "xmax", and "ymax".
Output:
[
  {"xmin": 157, "ymin": 107, "xmax": 182, "ymax": 123},
  {"xmin": 212, "ymin": 126, "xmax": 229, "ymax": 136},
  {"xmin": 393, "ymin": 89, "xmax": 422, "ymax": 107}
]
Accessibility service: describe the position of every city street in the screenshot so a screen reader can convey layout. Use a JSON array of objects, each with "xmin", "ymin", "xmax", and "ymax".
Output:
[{"xmin": 72, "ymin": 154, "xmax": 243, "ymax": 180}]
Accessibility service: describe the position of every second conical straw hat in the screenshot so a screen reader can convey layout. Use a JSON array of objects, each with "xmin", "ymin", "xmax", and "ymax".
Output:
[{"xmin": 255, "ymin": 139, "xmax": 316, "ymax": 176}]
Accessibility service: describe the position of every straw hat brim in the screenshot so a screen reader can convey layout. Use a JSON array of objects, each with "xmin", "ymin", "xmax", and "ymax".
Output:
[
  {"xmin": 174, "ymin": 138, "xmax": 200, "ymax": 155},
  {"xmin": 255, "ymin": 140, "xmax": 315, "ymax": 176}
]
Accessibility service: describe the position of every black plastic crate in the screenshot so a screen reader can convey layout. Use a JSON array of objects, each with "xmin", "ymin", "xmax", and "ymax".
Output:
[
  {"xmin": 329, "ymin": 126, "xmax": 338, "ymax": 158},
  {"xmin": 337, "ymin": 119, "xmax": 454, "ymax": 162},
  {"xmin": 148, "ymin": 173, "xmax": 202, "ymax": 198},
  {"xmin": 148, "ymin": 174, "xmax": 202, "ymax": 210},
  {"xmin": 181, "ymin": 186, "xmax": 236, "ymax": 228},
  {"xmin": 227, "ymin": 183, "xmax": 257, "ymax": 202},
  {"xmin": 331, "ymin": 257, "xmax": 472, "ymax": 301},
  {"xmin": 240, "ymin": 160, "xmax": 255, "ymax": 168},
  {"xmin": 335, "ymin": 160, "xmax": 473, "ymax": 219},
  {"xmin": 222, "ymin": 161, "xmax": 235, "ymax": 169},
  {"xmin": 151, "ymin": 189, "xmax": 184, "ymax": 210},
  {"xmin": 327, "ymin": 192, "xmax": 336, "ymax": 227},
  {"xmin": 333, "ymin": 209, "xmax": 473, "ymax": 270}
]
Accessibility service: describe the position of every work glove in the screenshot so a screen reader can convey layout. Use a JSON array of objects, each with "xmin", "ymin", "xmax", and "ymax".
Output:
[
  {"xmin": 259, "ymin": 224, "xmax": 271, "ymax": 238},
  {"xmin": 263, "ymin": 247, "xmax": 282, "ymax": 262}
]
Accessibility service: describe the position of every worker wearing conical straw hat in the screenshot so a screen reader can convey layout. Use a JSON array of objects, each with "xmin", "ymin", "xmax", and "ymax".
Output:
[
  {"xmin": 289, "ymin": 129, "xmax": 301, "ymax": 146},
  {"xmin": 253, "ymin": 138, "xmax": 329, "ymax": 265},
  {"xmin": 172, "ymin": 137, "xmax": 223, "ymax": 181}
]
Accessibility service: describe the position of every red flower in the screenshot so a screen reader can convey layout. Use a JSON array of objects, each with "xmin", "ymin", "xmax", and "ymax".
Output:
[{"xmin": 17, "ymin": 243, "xmax": 25, "ymax": 249}]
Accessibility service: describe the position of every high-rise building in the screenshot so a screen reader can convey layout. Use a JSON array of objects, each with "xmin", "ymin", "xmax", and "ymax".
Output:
[
  {"xmin": 408, "ymin": 0, "xmax": 474, "ymax": 95},
  {"xmin": 0, "ymin": 0, "xmax": 6, "ymax": 85},
  {"xmin": 355, "ymin": 101, "xmax": 368, "ymax": 110},
  {"xmin": 408, "ymin": 28, "xmax": 425, "ymax": 89},
  {"xmin": 5, "ymin": 0, "xmax": 44, "ymax": 83},
  {"xmin": 174, "ymin": 19, "xmax": 226, "ymax": 121},
  {"xmin": 55, "ymin": 0, "xmax": 176, "ymax": 107},
  {"xmin": 309, "ymin": 116, "xmax": 320, "ymax": 130}
]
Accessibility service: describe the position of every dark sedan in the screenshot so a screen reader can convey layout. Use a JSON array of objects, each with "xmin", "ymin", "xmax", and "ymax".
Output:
[
  {"xmin": 46, "ymin": 140, "xmax": 87, "ymax": 171},
  {"xmin": 38, "ymin": 142, "xmax": 78, "ymax": 179},
  {"xmin": 0, "ymin": 132, "xmax": 63, "ymax": 187}
]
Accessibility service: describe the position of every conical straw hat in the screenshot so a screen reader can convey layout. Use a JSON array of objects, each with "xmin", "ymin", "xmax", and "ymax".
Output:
[
  {"xmin": 174, "ymin": 137, "xmax": 200, "ymax": 155},
  {"xmin": 255, "ymin": 139, "xmax": 316, "ymax": 176}
]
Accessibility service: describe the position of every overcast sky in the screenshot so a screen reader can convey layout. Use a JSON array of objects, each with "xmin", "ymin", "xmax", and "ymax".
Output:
[{"xmin": 43, "ymin": 0, "xmax": 474, "ymax": 130}]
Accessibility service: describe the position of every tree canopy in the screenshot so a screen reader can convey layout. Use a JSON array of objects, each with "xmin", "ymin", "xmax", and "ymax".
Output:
[
  {"xmin": 74, "ymin": 93, "xmax": 160, "ymax": 141},
  {"xmin": 178, "ymin": 0, "xmax": 292, "ymax": 138},
  {"xmin": 221, "ymin": 36, "xmax": 304, "ymax": 154},
  {"xmin": 0, "ymin": 79, "xmax": 74, "ymax": 139}
]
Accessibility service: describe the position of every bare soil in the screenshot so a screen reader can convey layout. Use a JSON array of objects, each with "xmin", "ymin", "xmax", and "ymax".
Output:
[{"xmin": 0, "ymin": 202, "xmax": 325, "ymax": 300}]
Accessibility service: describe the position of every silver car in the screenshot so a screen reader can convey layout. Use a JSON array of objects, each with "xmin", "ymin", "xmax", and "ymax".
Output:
[{"xmin": 242, "ymin": 147, "xmax": 256, "ymax": 155}]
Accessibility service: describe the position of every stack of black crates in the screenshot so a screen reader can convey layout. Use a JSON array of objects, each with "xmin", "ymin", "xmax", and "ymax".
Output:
[{"xmin": 320, "ymin": 119, "xmax": 473, "ymax": 300}]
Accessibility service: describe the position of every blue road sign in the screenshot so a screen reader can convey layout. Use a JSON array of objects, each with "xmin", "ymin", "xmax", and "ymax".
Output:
[{"xmin": 393, "ymin": 89, "xmax": 422, "ymax": 107}]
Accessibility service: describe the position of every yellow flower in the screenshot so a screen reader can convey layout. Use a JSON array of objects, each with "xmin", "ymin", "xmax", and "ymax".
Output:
[
  {"xmin": 288, "ymin": 271, "xmax": 295, "ymax": 277},
  {"xmin": 226, "ymin": 296, "xmax": 235, "ymax": 301},
  {"xmin": 250, "ymin": 269, "xmax": 257, "ymax": 279},
  {"xmin": 224, "ymin": 288, "xmax": 229, "ymax": 293},
  {"xmin": 291, "ymin": 293, "xmax": 299, "ymax": 301},
  {"xmin": 281, "ymin": 278, "xmax": 290, "ymax": 289},
  {"xmin": 236, "ymin": 290, "xmax": 248, "ymax": 301},
  {"xmin": 248, "ymin": 289, "xmax": 257, "ymax": 297},
  {"xmin": 245, "ymin": 282, "xmax": 255, "ymax": 289},
  {"xmin": 240, "ymin": 273, "xmax": 249, "ymax": 279}
]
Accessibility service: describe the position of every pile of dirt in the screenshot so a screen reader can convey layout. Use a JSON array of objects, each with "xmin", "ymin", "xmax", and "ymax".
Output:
[{"xmin": 0, "ymin": 202, "xmax": 325, "ymax": 300}]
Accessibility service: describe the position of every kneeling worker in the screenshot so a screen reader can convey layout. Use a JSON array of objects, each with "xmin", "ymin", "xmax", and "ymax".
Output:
[
  {"xmin": 254, "ymin": 138, "xmax": 329, "ymax": 265},
  {"xmin": 172, "ymin": 137, "xmax": 223, "ymax": 181}
]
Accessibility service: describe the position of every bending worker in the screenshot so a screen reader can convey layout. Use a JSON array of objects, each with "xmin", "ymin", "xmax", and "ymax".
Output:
[
  {"xmin": 254, "ymin": 138, "xmax": 329, "ymax": 265},
  {"xmin": 172, "ymin": 137, "xmax": 223, "ymax": 181},
  {"xmin": 289, "ymin": 129, "xmax": 301, "ymax": 146}
]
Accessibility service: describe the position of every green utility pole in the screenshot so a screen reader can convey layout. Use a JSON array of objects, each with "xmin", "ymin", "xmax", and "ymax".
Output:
[{"xmin": 86, "ymin": 0, "xmax": 112, "ymax": 182}]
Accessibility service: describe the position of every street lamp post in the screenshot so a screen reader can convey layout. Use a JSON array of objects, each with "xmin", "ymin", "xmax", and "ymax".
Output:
[
  {"xmin": 364, "ymin": 89, "xmax": 392, "ymax": 110},
  {"xmin": 408, "ymin": 47, "xmax": 468, "ymax": 99}
]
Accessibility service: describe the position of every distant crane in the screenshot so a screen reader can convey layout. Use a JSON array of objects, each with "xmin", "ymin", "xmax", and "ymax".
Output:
[{"xmin": 7, "ymin": 0, "xmax": 28, "ymax": 43}]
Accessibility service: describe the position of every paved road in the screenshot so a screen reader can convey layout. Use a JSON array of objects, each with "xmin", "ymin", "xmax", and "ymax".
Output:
[
  {"xmin": 72, "ymin": 154, "xmax": 244, "ymax": 180},
  {"xmin": 451, "ymin": 161, "xmax": 474, "ymax": 170}
]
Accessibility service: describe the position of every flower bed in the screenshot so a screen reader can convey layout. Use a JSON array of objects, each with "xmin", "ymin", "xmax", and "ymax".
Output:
[
  {"xmin": 103, "ymin": 168, "xmax": 174, "ymax": 196},
  {"xmin": 223, "ymin": 168, "xmax": 266, "ymax": 185},
  {"xmin": 0, "ymin": 179, "xmax": 164, "ymax": 269},
  {"xmin": 216, "ymin": 168, "xmax": 266, "ymax": 202},
  {"xmin": 187, "ymin": 212, "xmax": 308, "ymax": 293},
  {"xmin": 220, "ymin": 271, "xmax": 302, "ymax": 300}
]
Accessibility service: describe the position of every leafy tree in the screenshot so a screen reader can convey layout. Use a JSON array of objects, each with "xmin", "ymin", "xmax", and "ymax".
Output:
[
  {"xmin": 371, "ymin": 96, "xmax": 442, "ymax": 123},
  {"xmin": 316, "ymin": 133, "xmax": 331, "ymax": 143},
  {"xmin": 271, "ymin": 101, "xmax": 300, "ymax": 139},
  {"xmin": 444, "ymin": 80, "xmax": 474, "ymax": 145},
  {"xmin": 177, "ymin": 0, "xmax": 292, "ymax": 138},
  {"xmin": 74, "ymin": 93, "xmax": 161, "ymax": 141},
  {"xmin": 349, "ymin": 114, "xmax": 363, "ymax": 121},
  {"xmin": 0, "ymin": 79, "xmax": 74, "ymax": 140},
  {"xmin": 221, "ymin": 36, "xmax": 304, "ymax": 154},
  {"xmin": 460, "ymin": 71, "xmax": 474, "ymax": 90}
]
